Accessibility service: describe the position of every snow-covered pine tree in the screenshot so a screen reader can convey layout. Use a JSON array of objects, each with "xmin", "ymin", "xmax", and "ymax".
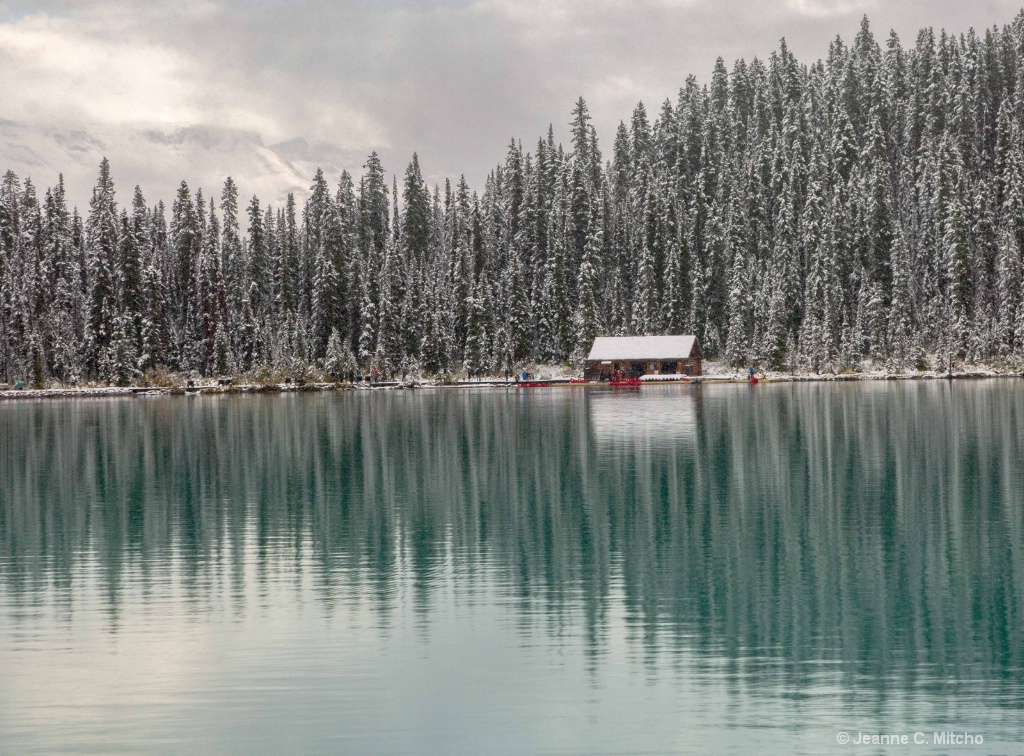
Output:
[
  {"xmin": 463, "ymin": 274, "xmax": 489, "ymax": 373},
  {"xmin": 246, "ymin": 195, "xmax": 269, "ymax": 320},
  {"xmin": 84, "ymin": 159, "xmax": 120, "ymax": 380},
  {"xmin": 119, "ymin": 205, "xmax": 143, "ymax": 360},
  {"xmin": 572, "ymin": 204, "xmax": 603, "ymax": 361},
  {"xmin": 309, "ymin": 169, "xmax": 341, "ymax": 361},
  {"xmin": 43, "ymin": 176, "xmax": 83, "ymax": 384},
  {"xmin": 220, "ymin": 177, "xmax": 244, "ymax": 351},
  {"xmin": 323, "ymin": 326, "xmax": 356, "ymax": 380},
  {"xmin": 995, "ymin": 222, "xmax": 1022, "ymax": 354}
]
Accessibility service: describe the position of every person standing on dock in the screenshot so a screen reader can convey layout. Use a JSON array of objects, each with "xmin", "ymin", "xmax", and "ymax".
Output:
[{"xmin": 749, "ymin": 365, "xmax": 755, "ymax": 383}]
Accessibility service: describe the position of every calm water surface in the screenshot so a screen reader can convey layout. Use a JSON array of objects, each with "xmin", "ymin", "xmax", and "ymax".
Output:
[{"xmin": 1, "ymin": 382, "xmax": 1022, "ymax": 754}]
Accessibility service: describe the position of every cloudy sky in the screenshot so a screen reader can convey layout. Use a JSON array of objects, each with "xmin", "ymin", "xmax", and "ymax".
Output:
[{"xmin": 1, "ymin": 0, "xmax": 1022, "ymax": 211}]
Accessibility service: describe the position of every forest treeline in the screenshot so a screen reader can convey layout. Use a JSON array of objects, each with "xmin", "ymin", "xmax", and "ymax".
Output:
[{"xmin": 4, "ymin": 13, "xmax": 1024, "ymax": 385}]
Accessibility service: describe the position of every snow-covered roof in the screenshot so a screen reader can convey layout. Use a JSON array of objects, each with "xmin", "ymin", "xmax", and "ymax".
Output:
[{"xmin": 586, "ymin": 335, "xmax": 699, "ymax": 361}]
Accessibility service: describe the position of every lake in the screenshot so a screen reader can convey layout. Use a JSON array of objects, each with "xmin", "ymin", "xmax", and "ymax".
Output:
[{"xmin": 1, "ymin": 382, "xmax": 1022, "ymax": 753}]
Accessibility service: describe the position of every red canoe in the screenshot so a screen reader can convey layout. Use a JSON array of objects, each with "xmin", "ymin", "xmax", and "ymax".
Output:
[{"xmin": 608, "ymin": 379, "xmax": 642, "ymax": 387}]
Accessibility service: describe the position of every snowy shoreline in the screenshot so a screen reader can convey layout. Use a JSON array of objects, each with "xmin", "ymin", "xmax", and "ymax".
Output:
[{"xmin": 1, "ymin": 369, "xmax": 1021, "ymax": 401}]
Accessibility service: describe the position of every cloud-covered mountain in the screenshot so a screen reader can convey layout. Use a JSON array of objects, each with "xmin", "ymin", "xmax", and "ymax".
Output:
[{"xmin": 0, "ymin": 120, "xmax": 363, "ymax": 210}]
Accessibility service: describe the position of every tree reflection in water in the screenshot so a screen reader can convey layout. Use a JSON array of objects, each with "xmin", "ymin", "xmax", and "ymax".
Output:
[{"xmin": 1, "ymin": 383, "xmax": 1022, "ymax": 701}]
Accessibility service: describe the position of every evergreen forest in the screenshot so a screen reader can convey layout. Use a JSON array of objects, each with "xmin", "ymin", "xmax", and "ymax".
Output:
[{"xmin": 4, "ymin": 13, "xmax": 1024, "ymax": 385}]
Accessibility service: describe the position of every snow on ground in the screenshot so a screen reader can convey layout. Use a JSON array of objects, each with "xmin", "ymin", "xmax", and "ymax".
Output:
[
  {"xmin": 0, "ymin": 387, "xmax": 143, "ymax": 400},
  {"xmin": 2, "ymin": 357, "xmax": 1022, "ymax": 401},
  {"xmin": 701, "ymin": 356, "xmax": 1023, "ymax": 383}
]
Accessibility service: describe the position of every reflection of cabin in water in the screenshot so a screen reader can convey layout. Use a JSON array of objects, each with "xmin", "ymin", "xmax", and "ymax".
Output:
[
  {"xmin": 589, "ymin": 392, "xmax": 697, "ymax": 447},
  {"xmin": 584, "ymin": 335, "xmax": 703, "ymax": 381}
]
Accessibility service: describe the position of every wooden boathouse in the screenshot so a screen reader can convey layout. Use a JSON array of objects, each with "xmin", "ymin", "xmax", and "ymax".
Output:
[{"xmin": 584, "ymin": 335, "xmax": 703, "ymax": 381}]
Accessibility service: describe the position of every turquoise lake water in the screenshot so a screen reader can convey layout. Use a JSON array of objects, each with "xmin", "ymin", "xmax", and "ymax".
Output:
[{"xmin": 1, "ymin": 382, "xmax": 1022, "ymax": 753}]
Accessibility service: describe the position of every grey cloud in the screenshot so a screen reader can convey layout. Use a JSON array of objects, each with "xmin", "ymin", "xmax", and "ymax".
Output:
[
  {"xmin": 51, "ymin": 130, "xmax": 106, "ymax": 154},
  {"xmin": 268, "ymin": 138, "xmax": 368, "ymax": 177},
  {"xmin": 143, "ymin": 126, "xmax": 262, "ymax": 151},
  {"xmin": 2, "ymin": 0, "xmax": 1023, "ymax": 210}
]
